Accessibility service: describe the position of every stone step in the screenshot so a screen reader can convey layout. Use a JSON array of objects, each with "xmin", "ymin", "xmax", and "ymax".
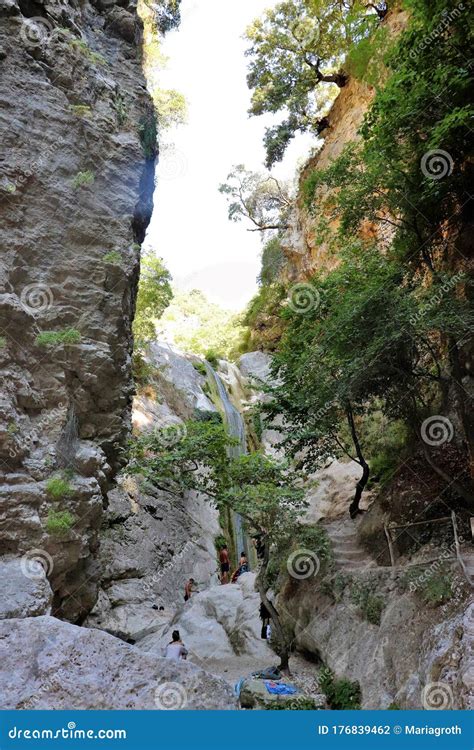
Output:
[{"xmin": 333, "ymin": 548, "xmax": 367, "ymax": 561}]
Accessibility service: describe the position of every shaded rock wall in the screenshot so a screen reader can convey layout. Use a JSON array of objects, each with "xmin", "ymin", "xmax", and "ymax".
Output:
[{"xmin": 0, "ymin": 0, "xmax": 155, "ymax": 620}]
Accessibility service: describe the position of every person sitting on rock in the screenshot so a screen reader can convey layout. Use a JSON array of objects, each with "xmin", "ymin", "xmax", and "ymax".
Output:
[
  {"xmin": 184, "ymin": 578, "xmax": 195, "ymax": 602},
  {"xmin": 219, "ymin": 544, "xmax": 230, "ymax": 584},
  {"xmin": 231, "ymin": 552, "xmax": 249, "ymax": 583},
  {"xmin": 164, "ymin": 630, "xmax": 188, "ymax": 661}
]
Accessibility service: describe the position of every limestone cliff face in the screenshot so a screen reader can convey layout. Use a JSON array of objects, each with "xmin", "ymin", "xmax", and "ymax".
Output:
[
  {"xmin": 281, "ymin": 7, "xmax": 408, "ymax": 281},
  {"xmin": 0, "ymin": 0, "xmax": 155, "ymax": 620}
]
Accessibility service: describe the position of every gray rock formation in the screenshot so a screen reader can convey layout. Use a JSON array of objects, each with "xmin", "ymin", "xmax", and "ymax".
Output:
[
  {"xmin": 0, "ymin": 616, "xmax": 238, "ymax": 709},
  {"xmin": 86, "ymin": 343, "xmax": 221, "ymax": 641},
  {"xmin": 0, "ymin": 0, "xmax": 156, "ymax": 620},
  {"xmin": 278, "ymin": 565, "xmax": 471, "ymax": 709},
  {"xmin": 139, "ymin": 573, "xmax": 273, "ymax": 666},
  {"xmin": 0, "ymin": 556, "xmax": 53, "ymax": 619}
]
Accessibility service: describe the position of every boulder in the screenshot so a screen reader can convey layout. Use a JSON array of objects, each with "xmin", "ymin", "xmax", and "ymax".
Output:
[
  {"xmin": 0, "ymin": 556, "xmax": 52, "ymax": 619},
  {"xmin": 0, "ymin": 616, "xmax": 238, "ymax": 710},
  {"xmin": 139, "ymin": 573, "xmax": 273, "ymax": 664}
]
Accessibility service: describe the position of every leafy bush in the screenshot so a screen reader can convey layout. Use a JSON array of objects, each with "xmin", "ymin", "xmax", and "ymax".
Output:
[
  {"xmin": 71, "ymin": 170, "xmax": 95, "ymax": 189},
  {"xmin": 45, "ymin": 476, "xmax": 74, "ymax": 500},
  {"xmin": 192, "ymin": 361, "xmax": 207, "ymax": 377},
  {"xmin": 138, "ymin": 113, "xmax": 158, "ymax": 159},
  {"xmin": 321, "ymin": 571, "xmax": 351, "ymax": 603},
  {"xmin": 0, "ymin": 336, "xmax": 6, "ymax": 348},
  {"xmin": 103, "ymin": 251, "xmax": 122, "ymax": 264},
  {"xmin": 133, "ymin": 252, "xmax": 172, "ymax": 349},
  {"xmin": 319, "ymin": 668, "xmax": 361, "ymax": 710},
  {"xmin": 46, "ymin": 510, "xmax": 75, "ymax": 535},
  {"xmin": 205, "ymin": 350, "xmax": 221, "ymax": 369},
  {"xmin": 403, "ymin": 569, "xmax": 453, "ymax": 607},
  {"xmin": 258, "ymin": 237, "xmax": 285, "ymax": 286},
  {"xmin": 70, "ymin": 38, "xmax": 106, "ymax": 66},
  {"xmin": 36, "ymin": 329, "xmax": 81, "ymax": 347},
  {"xmin": 350, "ymin": 583, "xmax": 385, "ymax": 625}
]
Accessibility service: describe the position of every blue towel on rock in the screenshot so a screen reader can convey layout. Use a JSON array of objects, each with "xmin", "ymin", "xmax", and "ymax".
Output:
[{"xmin": 264, "ymin": 680, "xmax": 298, "ymax": 696}]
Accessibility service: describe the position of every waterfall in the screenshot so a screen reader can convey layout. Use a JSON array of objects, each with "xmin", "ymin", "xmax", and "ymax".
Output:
[{"xmin": 204, "ymin": 363, "xmax": 250, "ymax": 565}]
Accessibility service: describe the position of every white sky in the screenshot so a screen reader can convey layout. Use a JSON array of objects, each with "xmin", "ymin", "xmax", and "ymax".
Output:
[{"xmin": 145, "ymin": 0, "xmax": 315, "ymax": 310}]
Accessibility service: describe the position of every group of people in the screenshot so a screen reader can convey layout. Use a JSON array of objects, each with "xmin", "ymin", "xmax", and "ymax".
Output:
[{"xmin": 219, "ymin": 545, "xmax": 248, "ymax": 584}]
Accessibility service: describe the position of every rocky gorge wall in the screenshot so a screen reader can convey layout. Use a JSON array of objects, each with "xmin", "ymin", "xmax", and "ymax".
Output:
[{"xmin": 0, "ymin": 0, "xmax": 156, "ymax": 621}]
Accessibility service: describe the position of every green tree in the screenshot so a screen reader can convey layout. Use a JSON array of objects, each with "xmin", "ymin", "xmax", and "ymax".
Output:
[
  {"xmin": 219, "ymin": 165, "xmax": 292, "ymax": 234},
  {"xmin": 127, "ymin": 420, "xmax": 306, "ymax": 670},
  {"xmin": 158, "ymin": 289, "xmax": 245, "ymax": 361},
  {"xmin": 245, "ymin": 0, "xmax": 384, "ymax": 166},
  {"xmin": 258, "ymin": 237, "xmax": 286, "ymax": 286},
  {"xmin": 133, "ymin": 252, "xmax": 173, "ymax": 349},
  {"xmin": 265, "ymin": 238, "xmax": 473, "ymax": 514},
  {"xmin": 154, "ymin": 0, "xmax": 182, "ymax": 34}
]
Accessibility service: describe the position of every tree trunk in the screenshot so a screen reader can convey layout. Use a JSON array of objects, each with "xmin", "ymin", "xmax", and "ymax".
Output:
[
  {"xmin": 349, "ymin": 460, "xmax": 370, "ymax": 519},
  {"xmin": 255, "ymin": 543, "xmax": 291, "ymax": 673},
  {"xmin": 319, "ymin": 72, "xmax": 347, "ymax": 87},
  {"xmin": 345, "ymin": 403, "xmax": 370, "ymax": 518}
]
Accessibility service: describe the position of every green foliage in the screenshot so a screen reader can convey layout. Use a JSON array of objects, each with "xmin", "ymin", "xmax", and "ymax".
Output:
[
  {"xmin": 192, "ymin": 361, "xmax": 207, "ymax": 377},
  {"xmin": 128, "ymin": 420, "xmax": 306, "ymax": 546},
  {"xmin": 350, "ymin": 582, "xmax": 385, "ymax": 625},
  {"xmin": 258, "ymin": 237, "xmax": 285, "ymax": 286},
  {"xmin": 205, "ymin": 350, "xmax": 220, "ymax": 369},
  {"xmin": 363, "ymin": 413, "xmax": 409, "ymax": 487},
  {"xmin": 159, "ymin": 289, "xmax": 245, "ymax": 361},
  {"xmin": 45, "ymin": 476, "xmax": 74, "ymax": 500},
  {"xmin": 70, "ymin": 38, "xmax": 107, "ymax": 66},
  {"xmin": 69, "ymin": 104, "xmax": 92, "ymax": 117},
  {"xmin": 103, "ymin": 251, "xmax": 122, "ymax": 265},
  {"xmin": 219, "ymin": 165, "xmax": 292, "ymax": 234},
  {"xmin": 71, "ymin": 170, "xmax": 95, "ymax": 189},
  {"xmin": 0, "ymin": 336, "xmax": 6, "ymax": 349},
  {"xmin": 266, "ymin": 523, "xmax": 332, "ymax": 588},
  {"xmin": 133, "ymin": 252, "xmax": 173, "ymax": 349},
  {"xmin": 153, "ymin": 89, "xmax": 187, "ymax": 130},
  {"xmin": 138, "ymin": 113, "xmax": 158, "ymax": 159},
  {"xmin": 111, "ymin": 92, "xmax": 127, "ymax": 125},
  {"xmin": 319, "ymin": 668, "xmax": 361, "ymax": 709},
  {"xmin": 245, "ymin": 0, "xmax": 382, "ymax": 165},
  {"xmin": 46, "ymin": 510, "xmax": 75, "ymax": 535},
  {"xmin": 36, "ymin": 329, "xmax": 81, "ymax": 347},
  {"xmin": 321, "ymin": 571, "xmax": 351, "ymax": 602},
  {"xmin": 403, "ymin": 569, "xmax": 453, "ymax": 607}
]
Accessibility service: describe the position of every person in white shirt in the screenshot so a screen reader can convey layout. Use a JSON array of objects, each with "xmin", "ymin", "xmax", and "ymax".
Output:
[{"xmin": 164, "ymin": 630, "xmax": 188, "ymax": 661}]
